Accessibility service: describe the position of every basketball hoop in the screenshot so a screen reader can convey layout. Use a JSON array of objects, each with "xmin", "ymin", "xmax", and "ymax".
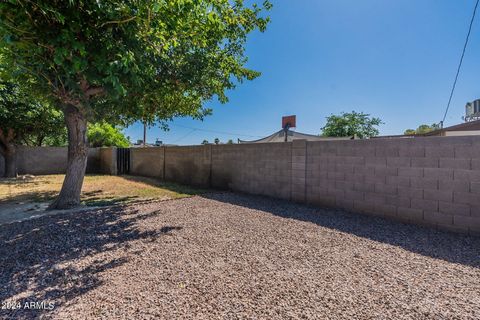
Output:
[{"xmin": 282, "ymin": 115, "xmax": 296, "ymax": 129}]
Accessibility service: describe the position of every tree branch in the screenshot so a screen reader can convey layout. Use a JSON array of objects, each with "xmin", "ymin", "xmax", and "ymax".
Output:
[
  {"xmin": 100, "ymin": 16, "xmax": 137, "ymax": 28},
  {"xmin": 85, "ymin": 86, "xmax": 105, "ymax": 97},
  {"xmin": 79, "ymin": 77, "xmax": 105, "ymax": 98}
]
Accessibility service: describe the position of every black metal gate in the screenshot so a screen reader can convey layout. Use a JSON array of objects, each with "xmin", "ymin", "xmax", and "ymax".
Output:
[{"xmin": 116, "ymin": 148, "xmax": 130, "ymax": 175}]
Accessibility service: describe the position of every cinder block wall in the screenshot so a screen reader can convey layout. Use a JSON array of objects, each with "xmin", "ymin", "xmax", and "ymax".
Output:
[
  {"xmin": 5, "ymin": 137, "xmax": 480, "ymax": 234},
  {"xmin": 211, "ymin": 142, "xmax": 292, "ymax": 199},
  {"xmin": 128, "ymin": 137, "xmax": 480, "ymax": 235},
  {"xmin": 0, "ymin": 146, "xmax": 105, "ymax": 176},
  {"xmin": 130, "ymin": 147, "xmax": 165, "ymax": 179},
  {"xmin": 98, "ymin": 147, "xmax": 117, "ymax": 175},
  {"xmin": 303, "ymin": 136, "xmax": 480, "ymax": 234},
  {"xmin": 165, "ymin": 146, "xmax": 211, "ymax": 187},
  {"xmin": 16, "ymin": 147, "xmax": 68, "ymax": 175},
  {"xmin": 0, "ymin": 155, "xmax": 4, "ymax": 177}
]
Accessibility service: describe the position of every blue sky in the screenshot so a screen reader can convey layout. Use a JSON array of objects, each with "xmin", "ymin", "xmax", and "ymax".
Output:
[{"xmin": 124, "ymin": 0, "xmax": 480, "ymax": 145}]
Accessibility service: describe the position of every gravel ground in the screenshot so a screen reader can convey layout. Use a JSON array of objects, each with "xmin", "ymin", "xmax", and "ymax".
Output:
[{"xmin": 0, "ymin": 192, "xmax": 479, "ymax": 319}]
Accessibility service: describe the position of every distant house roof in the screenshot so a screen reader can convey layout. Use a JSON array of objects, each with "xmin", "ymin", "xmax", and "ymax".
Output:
[
  {"xmin": 238, "ymin": 129, "xmax": 353, "ymax": 144},
  {"xmin": 420, "ymin": 119, "xmax": 480, "ymax": 136},
  {"xmin": 373, "ymin": 119, "xmax": 480, "ymax": 139}
]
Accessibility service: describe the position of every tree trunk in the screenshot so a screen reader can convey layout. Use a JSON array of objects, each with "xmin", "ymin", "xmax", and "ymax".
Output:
[
  {"xmin": 3, "ymin": 144, "xmax": 16, "ymax": 178},
  {"xmin": 48, "ymin": 105, "xmax": 88, "ymax": 210}
]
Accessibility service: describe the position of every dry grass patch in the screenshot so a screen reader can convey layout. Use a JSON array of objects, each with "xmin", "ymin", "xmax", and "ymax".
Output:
[{"xmin": 0, "ymin": 174, "xmax": 205, "ymax": 206}]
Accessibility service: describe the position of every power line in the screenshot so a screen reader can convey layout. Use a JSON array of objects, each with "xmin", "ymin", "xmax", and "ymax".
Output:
[
  {"xmin": 171, "ymin": 129, "xmax": 197, "ymax": 143},
  {"xmin": 171, "ymin": 124, "xmax": 263, "ymax": 138},
  {"xmin": 442, "ymin": 0, "xmax": 479, "ymax": 125}
]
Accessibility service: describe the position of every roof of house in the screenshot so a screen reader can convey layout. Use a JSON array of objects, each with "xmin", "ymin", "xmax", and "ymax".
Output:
[
  {"xmin": 238, "ymin": 129, "xmax": 353, "ymax": 143},
  {"xmin": 373, "ymin": 119, "xmax": 480, "ymax": 139},
  {"xmin": 420, "ymin": 119, "xmax": 480, "ymax": 136}
]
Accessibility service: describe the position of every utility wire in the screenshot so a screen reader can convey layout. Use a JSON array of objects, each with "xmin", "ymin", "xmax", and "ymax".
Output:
[
  {"xmin": 442, "ymin": 0, "xmax": 479, "ymax": 125},
  {"xmin": 171, "ymin": 129, "xmax": 197, "ymax": 143},
  {"xmin": 171, "ymin": 124, "xmax": 263, "ymax": 138}
]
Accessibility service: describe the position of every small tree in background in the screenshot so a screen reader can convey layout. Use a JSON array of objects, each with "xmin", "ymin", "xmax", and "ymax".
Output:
[
  {"xmin": 227, "ymin": 139, "xmax": 234, "ymax": 144},
  {"xmin": 214, "ymin": 138, "xmax": 220, "ymax": 145},
  {"xmin": 321, "ymin": 111, "xmax": 383, "ymax": 139},
  {"xmin": 87, "ymin": 122, "xmax": 129, "ymax": 148},
  {"xmin": 1, "ymin": 1, "xmax": 271, "ymax": 208},
  {"xmin": 404, "ymin": 124, "xmax": 440, "ymax": 135},
  {"xmin": 201, "ymin": 140, "xmax": 209, "ymax": 145}
]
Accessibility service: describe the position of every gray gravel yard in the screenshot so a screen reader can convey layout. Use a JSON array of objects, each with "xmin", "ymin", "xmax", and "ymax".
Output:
[{"xmin": 1, "ymin": 192, "xmax": 479, "ymax": 319}]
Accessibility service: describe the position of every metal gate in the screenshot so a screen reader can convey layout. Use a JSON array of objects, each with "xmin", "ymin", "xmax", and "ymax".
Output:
[{"xmin": 116, "ymin": 148, "xmax": 130, "ymax": 175}]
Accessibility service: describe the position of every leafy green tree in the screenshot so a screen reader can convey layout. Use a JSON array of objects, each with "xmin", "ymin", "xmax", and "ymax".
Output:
[
  {"xmin": 1, "ymin": 1, "xmax": 270, "ymax": 208},
  {"xmin": 404, "ymin": 124, "xmax": 440, "ymax": 135},
  {"xmin": 227, "ymin": 139, "xmax": 234, "ymax": 144},
  {"xmin": 201, "ymin": 140, "xmax": 209, "ymax": 145},
  {"xmin": 321, "ymin": 111, "xmax": 383, "ymax": 139},
  {"xmin": 0, "ymin": 81, "xmax": 65, "ymax": 177},
  {"xmin": 87, "ymin": 122, "xmax": 129, "ymax": 148},
  {"xmin": 214, "ymin": 138, "xmax": 220, "ymax": 145}
]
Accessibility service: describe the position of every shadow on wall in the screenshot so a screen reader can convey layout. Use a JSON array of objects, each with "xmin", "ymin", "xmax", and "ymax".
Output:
[
  {"xmin": 201, "ymin": 192, "xmax": 480, "ymax": 269},
  {"xmin": 0, "ymin": 204, "xmax": 182, "ymax": 319}
]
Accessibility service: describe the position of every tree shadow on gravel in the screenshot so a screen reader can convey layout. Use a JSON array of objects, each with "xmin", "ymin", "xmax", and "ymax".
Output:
[
  {"xmin": 0, "ymin": 204, "xmax": 182, "ymax": 319},
  {"xmin": 203, "ymin": 192, "xmax": 480, "ymax": 269}
]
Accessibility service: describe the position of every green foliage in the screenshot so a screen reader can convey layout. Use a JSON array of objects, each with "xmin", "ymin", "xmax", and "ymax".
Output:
[
  {"xmin": 87, "ymin": 122, "xmax": 129, "ymax": 148},
  {"xmin": 404, "ymin": 124, "xmax": 440, "ymax": 135},
  {"xmin": 227, "ymin": 139, "xmax": 234, "ymax": 144},
  {"xmin": 201, "ymin": 139, "xmax": 209, "ymax": 145},
  {"xmin": 0, "ymin": 81, "xmax": 66, "ymax": 147},
  {"xmin": 321, "ymin": 111, "xmax": 383, "ymax": 139},
  {"xmin": 0, "ymin": 0, "xmax": 272, "ymax": 125},
  {"xmin": 214, "ymin": 137, "xmax": 220, "ymax": 145}
]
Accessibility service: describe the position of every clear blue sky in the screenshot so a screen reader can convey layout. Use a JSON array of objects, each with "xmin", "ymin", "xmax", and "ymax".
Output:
[{"xmin": 124, "ymin": 0, "xmax": 480, "ymax": 145}]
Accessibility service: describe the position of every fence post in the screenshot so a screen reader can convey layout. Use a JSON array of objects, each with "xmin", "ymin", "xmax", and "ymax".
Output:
[
  {"xmin": 291, "ymin": 139, "xmax": 307, "ymax": 202},
  {"xmin": 205, "ymin": 144, "xmax": 212, "ymax": 188},
  {"xmin": 99, "ymin": 147, "xmax": 117, "ymax": 175},
  {"xmin": 162, "ymin": 146, "xmax": 166, "ymax": 181}
]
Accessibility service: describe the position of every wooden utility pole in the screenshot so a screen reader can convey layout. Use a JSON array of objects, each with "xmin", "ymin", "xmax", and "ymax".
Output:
[{"xmin": 143, "ymin": 122, "xmax": 147, "ymax": 147}]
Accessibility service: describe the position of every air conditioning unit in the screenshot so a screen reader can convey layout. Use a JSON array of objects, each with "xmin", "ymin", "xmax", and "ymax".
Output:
[{"xmin": 465, "ymin": 99, "xmax": 480, "ymax": 121}]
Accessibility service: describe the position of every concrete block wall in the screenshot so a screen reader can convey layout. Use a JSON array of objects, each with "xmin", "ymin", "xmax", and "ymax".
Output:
[
  {"xmin": 304, "ymin": 137, "xmax": 480, "ymax": 234},
  {"xmin": 134, "ymin": 136, "xmax": 479, "ymax": 234},
  {"xmin": 211, "ymin": 142, "xmax": 292, "ymax": 199},
  {"xmin": 86, "ymin": 148, "xmax": 101, "ymax": 173},
  {"xmin": 15, "ymin": 146, "xmax": 101, "ymax": 175},
  {"xmin": 0, "ymin": 155, "xmax": 4, "ymax": 177},
  {"xmin": 0, "ymin": 146, "xmax": 104, "ymax": 177},
  {"xmin": 4, "ymin": 136, "xmax": 480, "ymax": 234},
  {"xmin": 99, "ymin": 147, "xmax": 117, "ymax": 175},
  {"xmin": 16, "ymin": 147, "xmax": 68, "ymax": 175},
  {"xmin": 165, "ymin": 146, "xmax": 211, "ymax": 187},
  {"xmin": 130, "ymin": 147, "xmax": 165, "ymax": 179}
]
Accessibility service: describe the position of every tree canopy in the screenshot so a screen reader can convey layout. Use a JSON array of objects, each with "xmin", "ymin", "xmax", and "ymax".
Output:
[
  {"xmin": 0, "ymin": 81, "xmax": 64, "ymax": 145},
  {"xmin": 0, "ymin": 0, "xmax": 271, "ymax": 207},
  {"xmin": 321, "ymin": 111, "xmax": 383, "ymax": 139},
  {"xmin": 0, "ymin": 0, "xmax": 271, "ymax": 124},
  {"xmin": 404, "ymin": 124, "xmax": 440, "ymax": 135},
  {"xmin": 87, "ymin": 122, "xmax": 129, "ymax": 148}
]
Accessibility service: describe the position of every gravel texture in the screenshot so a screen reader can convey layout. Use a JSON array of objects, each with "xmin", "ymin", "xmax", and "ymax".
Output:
[{"xmin": 0, "ymin": 192, "xmax": 479, "ymax": 319}]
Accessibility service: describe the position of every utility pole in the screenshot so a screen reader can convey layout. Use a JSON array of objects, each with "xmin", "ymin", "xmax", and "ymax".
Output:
[{"xmin": 143, "ymin": 121, "xmax": 147, "ymax": 147}]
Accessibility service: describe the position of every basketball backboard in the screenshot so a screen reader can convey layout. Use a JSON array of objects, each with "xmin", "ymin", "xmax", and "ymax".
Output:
[{"xmin": 282, "ymin": 115, "xmax": 296, "ymax": 129}]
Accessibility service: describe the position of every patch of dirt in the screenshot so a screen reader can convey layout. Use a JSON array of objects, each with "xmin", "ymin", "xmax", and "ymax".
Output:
[{"xmin": 0, "ymin": 202, "xmax": 96, "ymax": 225}]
